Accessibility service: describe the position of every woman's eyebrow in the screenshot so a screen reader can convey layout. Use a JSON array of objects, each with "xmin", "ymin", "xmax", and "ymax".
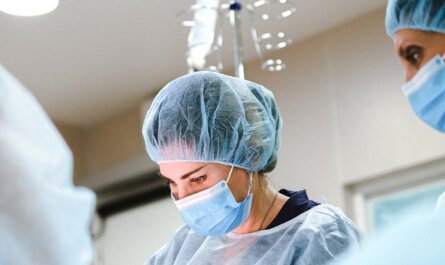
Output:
[
  {"xmin": 398, "ymin": 46, "xmax": 405, "ymax": 57},
  {"xmin": 158, "ymin": 164, "xmax": 209, "ymax": 180}
]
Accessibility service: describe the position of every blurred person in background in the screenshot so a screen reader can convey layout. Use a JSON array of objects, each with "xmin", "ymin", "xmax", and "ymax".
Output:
[{"xmin": 328, "ymin": 1, "xmax": 445, "ymax": 264}]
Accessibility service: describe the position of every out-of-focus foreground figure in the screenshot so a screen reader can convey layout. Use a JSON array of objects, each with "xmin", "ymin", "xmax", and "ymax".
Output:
[{"xmin": 0, "ymin": 65, "xmax": 96, "ymax": 265}]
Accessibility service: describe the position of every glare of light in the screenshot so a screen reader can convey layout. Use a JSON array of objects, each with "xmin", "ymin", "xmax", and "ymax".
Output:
[
  {"xmin": 263, "ymin": 59, "xmax": 285, "ymax": 71},
  {"xmin": 0, "ymin": 0, "xmax": 58, "ymax": 16},
  {"xmin": 277, "ymin": 41, "xmax": 287, "ymax": 49},
  {"xmin": 207, "ymin": 66, "xmax": 218, "ymax": 72},
  {"xmin": 260, "ymin": 33, "xmax": 272, "ymax": 39},
  {"xmin": 264, "ymin": 59, "xmax": 285, "ymax": 72},
  {"xmin": 265, "ymin": 44, "xmax": 273, "ymax": 50},
  {"xmin": 281, "ymin": 10, "xmax": 293, "ymax": 18},
  {"xmin": 254, "ymin": 0, "xmax": 266, "ymax": 7},
  {"xmin": 182, "ymin": 21, "xmax": 195, "ymax": 27},
  {"xmin": 261, "ymin": 14, "xmax": 269, "ymax": 20},
  {"xmin": 277, "ymin": 32, "xmax": 285, "ymax": 38},
  {"xmin": 279, "ymin": 0, "xmax": 287, "ymax": 3}
]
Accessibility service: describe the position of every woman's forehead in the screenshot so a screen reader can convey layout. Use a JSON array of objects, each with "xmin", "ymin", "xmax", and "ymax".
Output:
[
  {"xmin": 159, "ymin": 162, "xmax": 227, "ymax": 178},
  {"xmin": 394, "ymin": 29, "xmax": 430, "ymax": 46},
  {"xmin": 394, "ymin": 29, "xmax": 445, "ymax": 55}
]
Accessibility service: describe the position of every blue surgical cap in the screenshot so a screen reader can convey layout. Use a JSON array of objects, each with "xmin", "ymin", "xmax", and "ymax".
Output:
[
  {"xmin": 142, "ymin": 71, "xmax": 282, "ymax": 173},
  {"xmin": 386, "ymin": 0, "xmax": 445, "ymax": 37}
]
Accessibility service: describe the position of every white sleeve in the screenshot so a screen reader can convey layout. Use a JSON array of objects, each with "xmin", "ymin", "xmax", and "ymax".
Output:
[
  {"xmin": 0, "ymin": 65, "xmax": 96, "ymax": 265},
  {"xmin": 298, "ymin": 212, "xmax": 362, "ymax": 265}
]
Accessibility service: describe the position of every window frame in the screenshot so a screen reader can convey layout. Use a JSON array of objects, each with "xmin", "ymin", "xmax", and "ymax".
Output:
[{"xmin": 344, "ymin": 156, "xmax": 445, "ymax": 232}]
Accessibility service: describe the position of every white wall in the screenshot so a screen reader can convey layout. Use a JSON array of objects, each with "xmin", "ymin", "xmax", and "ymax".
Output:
[
  {"xmin": 99, "ymin": 198, "xmax": 183, "ymax": 265},
  {"xmin": 248, "ymin": 7, "xmax": 445, "ymax": 208},
  {"xmin": 100, "ymin": 7, "xmax": 445, "ymax": 263},
  {"xmin": 327, "ymin": 10, "xmax": 445, "ymax": 183},
  {"xmin": 251, "ymin": 31, "xmax": 344, "ymax": 207}
]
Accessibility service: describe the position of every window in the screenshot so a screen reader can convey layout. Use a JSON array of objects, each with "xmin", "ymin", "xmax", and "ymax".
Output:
[
  {"xmin": 345, "ymin": 157, "xmax": 445, "ymax": 234},
  {"xmin": 366, "ymin": 180, "xmax": 445, "ymax": 232}
]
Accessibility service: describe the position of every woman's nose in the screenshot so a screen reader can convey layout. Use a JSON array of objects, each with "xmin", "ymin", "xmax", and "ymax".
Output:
[
  {"xmin": 175, "ymin": 185, "xmax": 196, "ymax": 200},
  {"xmin": 405, "ymin": 68, "xmax": 417, "ymax": 82},
  {"xmin": 175, "ymin": 183, "xmax": 209, "ymax": 200}
]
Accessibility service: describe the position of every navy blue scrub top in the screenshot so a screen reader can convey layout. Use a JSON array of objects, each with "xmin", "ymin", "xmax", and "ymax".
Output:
[{"xmin": 266, "ymin": 189, "xmax": 320, "ymax": 229}]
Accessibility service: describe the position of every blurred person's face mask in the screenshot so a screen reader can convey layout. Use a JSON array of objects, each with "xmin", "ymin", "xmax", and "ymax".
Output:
[
  {"xmin": 172, "ymin": 166, "xmax": 253, "ymax": 236},
  {"xmin": 402, "ymin": 54, "xmax": 445, "ymax": 132}
]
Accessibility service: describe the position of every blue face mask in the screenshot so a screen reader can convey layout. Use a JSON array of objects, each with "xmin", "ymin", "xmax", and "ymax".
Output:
[
  {"xmin": 172, "ymin": 166, "xmax": 253, "ymax": 237},
  {"xmin": 402, "ymin": 54, "xmax": 445, "ymax": 132}
]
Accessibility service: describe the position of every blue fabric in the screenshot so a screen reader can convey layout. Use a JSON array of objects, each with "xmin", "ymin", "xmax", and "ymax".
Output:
[
  {"xmin": 386, "ymin": 0, "xmax": 445, "ymax": 37},
  {"xmin": 142, "ymin": 71, "xmax": 282, "ymax": 173},
  {"xmin": 328, "ymin": 210, "xmax": 445, "ymax": 265},
  {"xmin": 402, "ymin": 55, "xmax": 445, "ymax": 132},
  {"xmin": 173, "ymin": 170, "xmax": 253, "ymax": 237},
  {"xmin": 437, "ymin": 191, "xmax": 445, "ymax": 211},
  {"xmin": 146, "ymin": 204, "xmax": 361, "ymax": 265},
  {"xmin": 267, "ymin": 189, "xmax": 319, "ymax": 229}
]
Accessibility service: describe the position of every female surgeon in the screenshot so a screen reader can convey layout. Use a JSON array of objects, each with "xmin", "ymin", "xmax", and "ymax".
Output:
[
  {"xmin": 327, "ymin": 1, "xmax": 445, "ymax": 265},
  {"xmin": 141, "ymin": 71, "xmax": 361, "ymax": 265}
]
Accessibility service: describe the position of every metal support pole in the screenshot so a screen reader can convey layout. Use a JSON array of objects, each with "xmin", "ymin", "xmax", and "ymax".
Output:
[{"xmin": 229, "ymin": 1, "xmax": 244, "ymax": 79}]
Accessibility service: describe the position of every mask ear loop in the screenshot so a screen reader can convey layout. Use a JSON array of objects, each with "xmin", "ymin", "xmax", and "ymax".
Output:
[
  {"xmin": 225, "ymin": 165, "xmax": 235, "ymax": 183},
  {"xmin": 226, "ymin": 166, "xmax": 253, "ymax": 196},
  {"xmin": 247, "ymin": 172, "xmax": 253, "ymax": 195}
]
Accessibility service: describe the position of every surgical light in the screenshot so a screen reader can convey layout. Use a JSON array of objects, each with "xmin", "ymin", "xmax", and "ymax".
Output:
[
  {"xmin": 178, "ymin": 0, "xmax": 296, "ymax": 77},
  {"xmin": 0, "ymin": 0, "xmax": 58, "ymax": 16}
]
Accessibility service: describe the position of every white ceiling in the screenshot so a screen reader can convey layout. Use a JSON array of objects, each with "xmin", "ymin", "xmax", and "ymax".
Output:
[{"xmin": 0, "ymin": 0, "xmax": 386, "ymax": 127}]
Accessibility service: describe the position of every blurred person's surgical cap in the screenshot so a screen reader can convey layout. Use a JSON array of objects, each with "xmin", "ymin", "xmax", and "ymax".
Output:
[
  {"xmin": 142, "ymin": 71, "xmax": 282, "ymax": 173},
  {"xmin": 386, "ymin": 0, "xmax": 445, "ymax": 37}
]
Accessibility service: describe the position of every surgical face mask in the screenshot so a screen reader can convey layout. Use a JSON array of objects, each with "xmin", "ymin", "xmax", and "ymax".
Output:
[
  {"xmin": 401, "ymin": 54, "xmax": 445, "ymax": 132},
  {"xmin": 172, "ymin": 166, "xmax": 253, "ymax": 236}
]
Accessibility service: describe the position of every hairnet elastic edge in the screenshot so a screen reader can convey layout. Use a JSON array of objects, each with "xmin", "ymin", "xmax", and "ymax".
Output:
[
  {"xmin": 387, "ymin": 25, "xmax": 445, "ymax": 38},
  {"xmin": 157, "ymin": 160, "xmax": 254, "ymax": 172}
]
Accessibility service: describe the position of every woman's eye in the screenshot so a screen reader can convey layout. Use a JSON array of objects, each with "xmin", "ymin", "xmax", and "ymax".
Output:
[
  {"xmin": 404, "ymin": 46, "xmax": 423, "ymax": 66},
  {"xmin": 190, "ymin": 176, "xmax": 206, "ymax": 184}
]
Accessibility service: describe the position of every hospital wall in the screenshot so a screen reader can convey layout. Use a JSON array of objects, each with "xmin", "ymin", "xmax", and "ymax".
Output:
[
  {"xmin": 82, "ymin": 106, "xmax": 146, "ymax": 174},
  {"xmin": 56, "ymin": 106, "xmax": 147, "ymax": 183},
  {"xmin": 58, "ymin": 7, "xmax": 445, "ymax": 264},
  {"xmin": 56, "ymin": 122, "xmax": 87, "ymax": 178},
  {"xmin": 246, "ymin": 7, "xmax": 445, "ymax": 208}
]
